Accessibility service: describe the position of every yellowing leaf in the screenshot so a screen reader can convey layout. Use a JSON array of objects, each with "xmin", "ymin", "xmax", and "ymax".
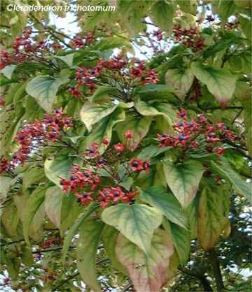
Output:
[
  {"xmin": 116, "ymin": 229, "xmax": 174, "ymax": 292},
  {"xmin": 45, "ymin": 186, "xmax": 64, "ymax": 228},
  {"xmin": 198, "ymin": 182, "xmax": 230, "ymax": 250}
]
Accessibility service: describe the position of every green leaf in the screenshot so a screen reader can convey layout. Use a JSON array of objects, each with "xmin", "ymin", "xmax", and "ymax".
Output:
[
  {"xmin": 211, "ymin": 158, "xmax": 252, "ymax": 201},
  {"xmin": 191, "ymin": 62, "xmax": 237, "ymax": 104},
  {"xmin": 139, "ymin": 186, "xmax": 187, "ymax": 228},
  {"xmin": 163, "ymin": 220, "xmax": 190, "ymax": 264},
  {"xmin": 1, "ymin": 203, "xmax": 19, "ymax": 237},
  {"xmin": 165, "ymin": 68, "xmax": 194, "ymax": 100},
  {"xmin": 77, "ymin": 220, "xmax": 104, "ymax": 292},
  {"xmin": 0, "ymin": 65, "xmax": 17, "ymax": 79},
  {"xmin": 239, "ymin": 13, "xmax": 251, "ymax": 41},
  {"xmin": 135, "ymin": 84, "xmax": 175, "ymax": 102},
  {"xmin": 151, "ymin": 0, "xmax": 175, "ymax": 32},
  {"xmin": 89, "ymin": 85, "xmax": 118, "ymax": 103},
  {"xmin": 62, "ymin": 203, "xmax": 99, "ymax": 262},
  {"xmin": 198, "ymin": 181, "xmax": 230, "ymax": 250},
  {"xmin": 22, "ymin": 167, "xmax": 45, "ymax": 191},
  {"xmin": 55, "ymin": 53, "xmax": 75, "ymax": 67},
  {"xmin": 60, "ymin": 194, "xmax": 83, "ymax": 236},
  {"xmin": 116, "ymin": 229, "xmax": 174, "ymax": 292},
  {"xmin": 83, "ymin": 108, "xmax": 125, "ymax": 152},
  {"xmin": 45, "ymin": 186, "xmax": 64, "ymax": 228},
  {"xmin": 163, "ymin": 159, "xmax": 204, "ymax": 207},
  {"xmin": 0, "ymin": 176, "xmax": 13, "ymax": 201},
  {"xmin": 116, "ymin": 114, "xmax": 152, "ymax": 151},
  {"xmin": 101, "ymin": 203, "xmax": 163, "ymax": 253},
  {"xmin": 135, "ymin": 98, "xmax": 176, "ymax": 127},
  {"xmin": 80, "ymin": 102, "xmax": 118, "ymax": 132},
  {"xmin": 23, "ymin": 186, "xmax": 46, "ymax": 244},
  {"xmin": 102, "ymin": 226, "xmax": 127, "ymax": 273},
  {"xmin": 44, "ymin": 157, "xmax": 73, "ymax": 187},
  {"xmin": 26, "ymin": 74, "xmax": 69, "ymax": 112}
]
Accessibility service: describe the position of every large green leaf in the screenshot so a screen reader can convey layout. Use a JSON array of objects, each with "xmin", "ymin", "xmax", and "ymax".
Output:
[
  {"xmin": 163, "ymin": 220, "xmax": 190, "ymax": 264},
  {"xmin": 26, "ymin": 74, "xmax": 69, "ymax": 112},
  {"xmin": 60, "ymin": 194, "xmax": 83, "ymax": 236},
  {"xmin": 165, "ymin": 68, "xmax": 194, "ymax": 100},
  {"xmin": 83, "ymin": 108, "xmax": 125, "ymax": 151},
  {"xmin": 151, "ymin": 0, "xmax": 175, "ymax": 32},
  {"xmin": 55, "ymin": 53, "xmax": 75, "ymax": 67},
  {"xmin": 77, "ymin": 220, "xmax": 104, "ymax": 292},
  {"xmin": 102, "ymin": 226, "xmax": 127, "ymax": 274},
  {"xmin": 191, "ymin": 62, "xmax": 237, "ymax": 104},
  {"xmin": 44, "ymin": 157, "xmax": 73, "ymax": 187},
  {"xmin": 1, "ymin": 203, "xmax": 19, "ymax": 237},
  {"xmin": 139, "ymin": 186, "xmax": 187, "ymax": 228},
  {"xmin": 116, "ymin": 229, "xmax": 174, "ymax": 292},
  {"xmin": 135, "ymin": 98, "xmax": 176, "ymax": 127},
  {"xmin": 198, "ymin": 181, "xmax": 230, "ymax": 250},
  {"xmin": 211, "ymin": 158, "xmax": 252, "ymax": 201},
  {"xmin": 101, "ymin": 203, "xmax": 163, "ymax": 254},
  {"xmin": 22, "ymin": 167, "xmax": 45, "ymax": 191},
  {"xmin": 80, "ymin": 102, "xmax": 118, "ymax": 132},
  {"xmin": 135, "ymin": 84, "xmax": 175, "ymax": 102},
  {"xmin": 62, "ymin": 202, "xmax": 99, "ymax": 262},
  {"xmin": 116, "ymin": 114, "xmax": 152, "ymax": 151},
  {"xmin": 88, "ymin": 85, "xmax": 118, "ymax": 103},
  {"xmin": 163, "ymin": 160, "xmax": 204, "ymax": 207},
  {"xmin": 44, "ymin": 186, "xmax": 64, "ymax": 228},
  {"xmin": 0, "ymin": 65, "xmax": 16, "ymax": 79},
  {"xmin": 0, "ymin": 176, "xmax": 13, "ymax": 201},
  {"xmin": 23, "ymin": 186, "xmax": 46, "ymax": 244}
]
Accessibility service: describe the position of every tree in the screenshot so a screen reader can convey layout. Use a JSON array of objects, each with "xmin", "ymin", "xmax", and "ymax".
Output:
[{"xmin": 0, "ymin": 0, "xmax": 251, "ymax": 291}]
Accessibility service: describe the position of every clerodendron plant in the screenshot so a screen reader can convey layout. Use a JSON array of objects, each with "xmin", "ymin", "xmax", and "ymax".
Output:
[{"xmin": 0, "ymin": 0, "xmax": 251, "ymax": 291}]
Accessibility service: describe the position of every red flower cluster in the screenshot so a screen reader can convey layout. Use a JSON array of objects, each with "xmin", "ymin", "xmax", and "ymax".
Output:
[
  {"xmin": 130, "ymin": 158, "xmax": 150, "ymax": 172},
  {"xmin": 0, "ymin": 110, "xmax": 72, "ymax": 168},
  {"xmin": 0, "ymin": 157, "xmax": 9, "ymax": 174},
  {"xmin": 0, "ymin": 27, "xmax": 65, "ymax": 69},
  {"xmin": 69, "ymin": 57, "xmax": 159, "ymax": 98},
  {"xmin": 40, "ymin": 237, "xmax": 62, "ymax": 249},
  {"xmin": 98, "ymin": 186, "xmax": 137, "ymax": 208},
  {"xmin": 60, "ymin": 165, "xmax": 100, "ymax": 193},
  {"xmin": 70, "ymin": 32, "xmax": 95, "ymax": 49},
  {"xmin": 157, "ymin": 109, "xmax": 237, "ymax": 156},
  {"xmin": 173, "ymin": 25, "xmax": 205, "ymax": 52},
  {"xmin": 0, "ymin": 27, "xmax": 49, "ymax": 69}
]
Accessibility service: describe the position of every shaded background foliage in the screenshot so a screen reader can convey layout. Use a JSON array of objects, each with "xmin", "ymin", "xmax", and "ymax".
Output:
[{"xmin": 0, "ymin": 0, "xmax": 251, "ymax": 291}]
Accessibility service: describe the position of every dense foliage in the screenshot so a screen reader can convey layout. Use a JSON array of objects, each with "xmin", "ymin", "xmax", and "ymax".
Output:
[{"xmin": 0, "ymin": 0, "xmax": 251, "ymax": 291}]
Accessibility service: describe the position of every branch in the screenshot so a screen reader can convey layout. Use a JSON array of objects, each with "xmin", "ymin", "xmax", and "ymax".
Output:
[
  {"xmin": 207, "ymin": 249, "xmax": 224, "ymax": 292},
  {"xmin": 30, "ymin": 14, "xmax": 72, "ymax": 48},
  {"xmin": 180, "ymin": 268, "xmax": 213, "ymax": 292}
]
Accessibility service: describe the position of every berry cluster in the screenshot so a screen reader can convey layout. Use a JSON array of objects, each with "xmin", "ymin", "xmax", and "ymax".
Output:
[
  {"xmin": 0, "ymin": 27, "xmax": 50, "ymax": 69},
  {"xmin": 69, "ymin": 32, "xmax": 95, "ymax": 49},
  {"xmin": 60, "ymin": 164, "xmax": 137, "ymax": 208},
  {"xmin": 0, "ymin": 28, "xmax": 66, "ymax": 69},
  {"xmin": 157, "ymin": 109, "xmax": 237, "ymax": 156},
  {"xmin": 60, "ymin": 165, "xmax": 100, "ymax": 193},
  {"xmin": 0, "ymin": 110, "xmax": 72, "ymax": 171},
  {"xmin": 98, "ymin": 187, "xmax": 137, "ymax": 208},
  {"xmin": 173, "ymin": 25, "xmax": 204, "ymax": 52},
  {"xmin": 40, "ymin": 237, "xmax": 62, "ymax": 249},
  {"xmin": 69, "ymin": 56, "xmax": 159, "ymax": 98},
  {"xmin": 130, "ymin": 158, "xmax": 150, "ymax": 172}
]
